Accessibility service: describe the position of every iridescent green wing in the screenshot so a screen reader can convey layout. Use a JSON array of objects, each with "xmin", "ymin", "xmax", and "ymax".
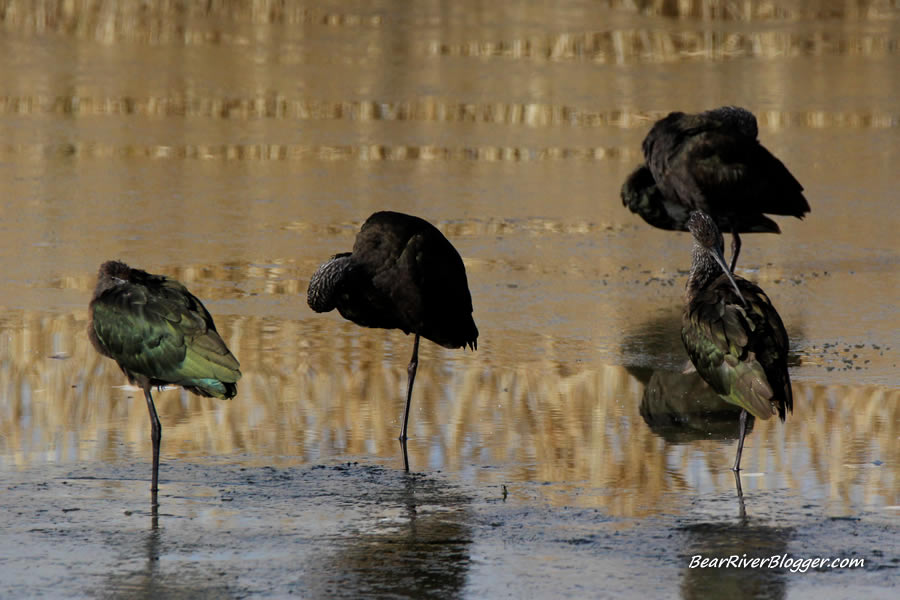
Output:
[
  {"xmin": 739, "ymin": 285, "xmax": 793, "ymax": 418},
  {"xmin": 682, "ymin": 281, "xmax": 778, "ymax": 420},
  {"xmin": 91, "ymin": 277, "xmax": 240, "ymax": 397}
]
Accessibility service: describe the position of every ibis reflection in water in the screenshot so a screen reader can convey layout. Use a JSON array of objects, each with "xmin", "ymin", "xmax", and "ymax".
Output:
[
  {"xmin": 680, "ymin": 212, "xmax": 793, "ymax": 473},
  {"xmin": 622, "ymin": 106, "xmax": 810, "ymax": 270},
  {"xmin": 307, "ymin": 211, "xmax": 478, "ymax": 470},
  {"xmin": 88, "ymin": 261, "xmax": 241, "ymax": 500},
  {"xmin": 639, "ymin": 369, "xmax": 754, "ymax": 445}
]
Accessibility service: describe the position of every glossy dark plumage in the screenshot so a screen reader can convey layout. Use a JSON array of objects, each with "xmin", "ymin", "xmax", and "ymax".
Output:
[
  {"xmin": 622, "ymin": 106, "xmax": 810, "ymax": 269},
  {"xmin": 680, "ymin": 212, "xmax": 793, "ymax": 471},
  {"xmin": 89, "ymin": 260, "xmax": 241, "ymax": 495},
  {"xmin": 308, "ymin": 211, "xmax": 478, "ymax": 461}
]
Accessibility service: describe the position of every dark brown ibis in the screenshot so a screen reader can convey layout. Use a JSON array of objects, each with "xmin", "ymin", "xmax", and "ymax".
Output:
[
  {"xmin": 622, "ymin": 106, "xmax": 810, "ymax": 270},
  {"xmin": 88, "ymin": 261, "xmax": 241, "ymax": 497},
  {"xmin": 307, "ymin": 211, "xmax": 478, "ymax": 465},
  {"xmin": 680, "ymin": 211, "xmax": 793, "ymax": 472}
]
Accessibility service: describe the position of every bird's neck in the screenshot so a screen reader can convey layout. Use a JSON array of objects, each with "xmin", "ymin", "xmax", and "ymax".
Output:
[{"xmin": 686, "ymin": 244, "xmax": 722, "ymax": 298}]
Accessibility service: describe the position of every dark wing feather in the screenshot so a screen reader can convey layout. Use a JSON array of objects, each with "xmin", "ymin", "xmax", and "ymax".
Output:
[
  {"xmin": 740, "ymin": 284, "xmax": 793, "ymax": 419},
  {"xmin": 334, "ymin": 217, "xmax": 415, "ymax": 332},
  {"xmin": 412, "ymin": 229, "xmax": 477, "ymax": 350},
  {"xmin": 345, "ymin": 211, "xmax": 477, "ymax": 350},
  {"xmin": 642, "ymin": 109, "xmax": 808, "ymax": 232},
  {"xmin": 682, "ymin": 276, "xmax": 792, "ymax": 420},
  {"xmin": 674, "ymin": 132, "xmax": 807, "ymax": 220}
]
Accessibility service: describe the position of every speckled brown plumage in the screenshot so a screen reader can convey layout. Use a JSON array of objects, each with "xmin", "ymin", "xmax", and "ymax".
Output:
[{"xmin": 680, "ymin": 212, "xmax": 793, "ymax": 471}]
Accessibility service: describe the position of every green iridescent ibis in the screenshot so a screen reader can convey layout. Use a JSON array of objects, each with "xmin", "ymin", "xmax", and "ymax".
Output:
[
  {"xmin": 681, "ymin": 212, "xmax": 793, "ymax": 472},
  {"xmin": 307, "ymin": 211, "xmax": 478, "ymax": 460},
  {"xmin": 89, "ymin": 261, "xmax": 241, "ymax": 495},
  {"xmin": 622, "ymin": 106, "xmax": 810, "ymax": 270}
]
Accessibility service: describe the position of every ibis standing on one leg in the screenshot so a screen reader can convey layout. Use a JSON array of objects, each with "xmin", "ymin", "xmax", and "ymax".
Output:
[
  {"xmin": 680, "ymin": 212, "xmax": 793, "ymax": 472},
  {"xmin": 621, "ymin": 106, "xmax": 810, "ymax": 270},
  {"xmin": 89, "ymin": 261, "xmax": 241, "ymax": 498},
  {"xmin": 307, "ymin": 211, "xmax": 478, "ymax": 466}
]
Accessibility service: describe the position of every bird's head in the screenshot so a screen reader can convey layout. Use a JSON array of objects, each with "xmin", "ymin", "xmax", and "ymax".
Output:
[
  {"xmin": 687, "ymin": 211, "xmax": 724, "ymax": 252},
  {"xmin": 98, "ymin": 260, "xmax": 131, "ymax": 280},
  {"xmin": 307, "ymin": 253, "xmax": 352, "ymax": 313},
  {"xmin": 687, "ymin": 211, "xmax": 746, "ymax": 305},
  {"xmin": 92, "ymin": 260, "xmax": 133, "ymax": 299}
]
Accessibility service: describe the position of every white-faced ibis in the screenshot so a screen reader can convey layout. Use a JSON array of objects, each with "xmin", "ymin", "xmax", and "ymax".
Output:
[
  {"xmin": 680, "ymin": 212, "xmax": 793, "ymax": 472},
  {"xmin": 88, "ymin": 261, "xmax": 241, "ymax": 496},
  {"xmin": 622, "ymin": 106, "xmax": 810, "ymax": 270},
  {"xmin": 307, "ymin": 211, "xmax": 478, "ymax": 459}
]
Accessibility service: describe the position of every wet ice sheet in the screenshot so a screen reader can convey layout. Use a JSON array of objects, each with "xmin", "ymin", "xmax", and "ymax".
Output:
[{"xmin": 1, "ymin": 461, "xmax": 895, "ymax": 599}]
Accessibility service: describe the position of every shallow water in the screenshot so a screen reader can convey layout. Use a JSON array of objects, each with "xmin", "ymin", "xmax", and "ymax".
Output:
[{"xmin": 0, "ymin": 1, "xmax": 898, "ymax": 598}]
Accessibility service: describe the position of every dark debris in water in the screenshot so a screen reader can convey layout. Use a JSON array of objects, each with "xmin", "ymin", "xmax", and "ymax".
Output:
[{"xmin": 797, "ymin": 341, "xmax": 893, "ymax": 373}]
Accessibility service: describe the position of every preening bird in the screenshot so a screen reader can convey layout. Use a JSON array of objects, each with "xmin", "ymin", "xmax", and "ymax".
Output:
[
  {"xmin": 680, "ymin": 211, "xmax": 793, "ymax": 472},
  {"xmin": 89, "ymin": 261, "xmax": 241, "ymax": 496},
  {"xmin": 622, "ymin": 106, "xmax": 810, "ymax": 270},
  {"xmin": 307, "ymin": 211, "xmax": 478, "ymax": 455}
]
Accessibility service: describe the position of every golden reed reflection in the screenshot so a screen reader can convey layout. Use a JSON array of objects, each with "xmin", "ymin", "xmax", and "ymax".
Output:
[
  {"xmin": 620, "ymin": 0, "xmax": 892, "ymax": 20},
  {"xmin": 0, "ymin": 141, "xmax": 638, "ymax": 163},
  {"xmin": 1, "ymin": 307, "xmax": 896, "ymax": 517},
  {"xmin": 422, "ymin": 28, "xmax": 900, "ymax": 63},
  {"xmin": 2, "ymin": 1, "xmax": 893, "ymax": 56},
  {"xmin": 1, "ymin": 0, "xmax": 891, "ymax": 28},
  {"xmin": 0, "ymin": 1, "xmax": 383, "ymax": 41},
  {"xmin": 0, "ymin": 96, "xmax": 896, "ymax": 130}
]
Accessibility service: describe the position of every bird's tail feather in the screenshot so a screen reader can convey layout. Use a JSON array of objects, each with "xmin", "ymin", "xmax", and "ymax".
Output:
[
  {"xmin": 177, "ymin": 333, "xmax": 241, "ymax": 399},
  {"xmin": 727, "ymin": 361, "xmax": 777, "ymax": 420}
]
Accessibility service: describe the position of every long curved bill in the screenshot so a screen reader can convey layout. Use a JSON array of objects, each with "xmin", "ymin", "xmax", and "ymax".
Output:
[{"xmin": 711, "ymin": 244, "xmax": 747, "ymax": 305}]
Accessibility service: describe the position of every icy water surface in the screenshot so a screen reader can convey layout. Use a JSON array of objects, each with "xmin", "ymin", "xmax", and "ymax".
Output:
[{"xmin": 0, "ymin": 1, "xmax": 898, "ymax": 598}]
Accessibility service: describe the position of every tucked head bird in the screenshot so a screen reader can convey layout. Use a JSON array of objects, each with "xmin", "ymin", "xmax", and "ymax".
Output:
[
  {"xmin": 307, "ymin": 211, "xmax": 478, "ymax": 455},
  {"xmin": 89, "ymin": 261, "xmax": 241, "ymax": 496},
  {"xmin": 622, "ymin": 106, "xmax": 810, "ymax": 270},
  {"xmin": 680, "ymin": 211, "xmax": 793, "ymax": 472}
]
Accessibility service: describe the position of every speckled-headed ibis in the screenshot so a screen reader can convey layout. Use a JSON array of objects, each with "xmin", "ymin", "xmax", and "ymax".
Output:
[{"xmin": 680, "ymin": 212, "xmax": 793, "ymax": 471}]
